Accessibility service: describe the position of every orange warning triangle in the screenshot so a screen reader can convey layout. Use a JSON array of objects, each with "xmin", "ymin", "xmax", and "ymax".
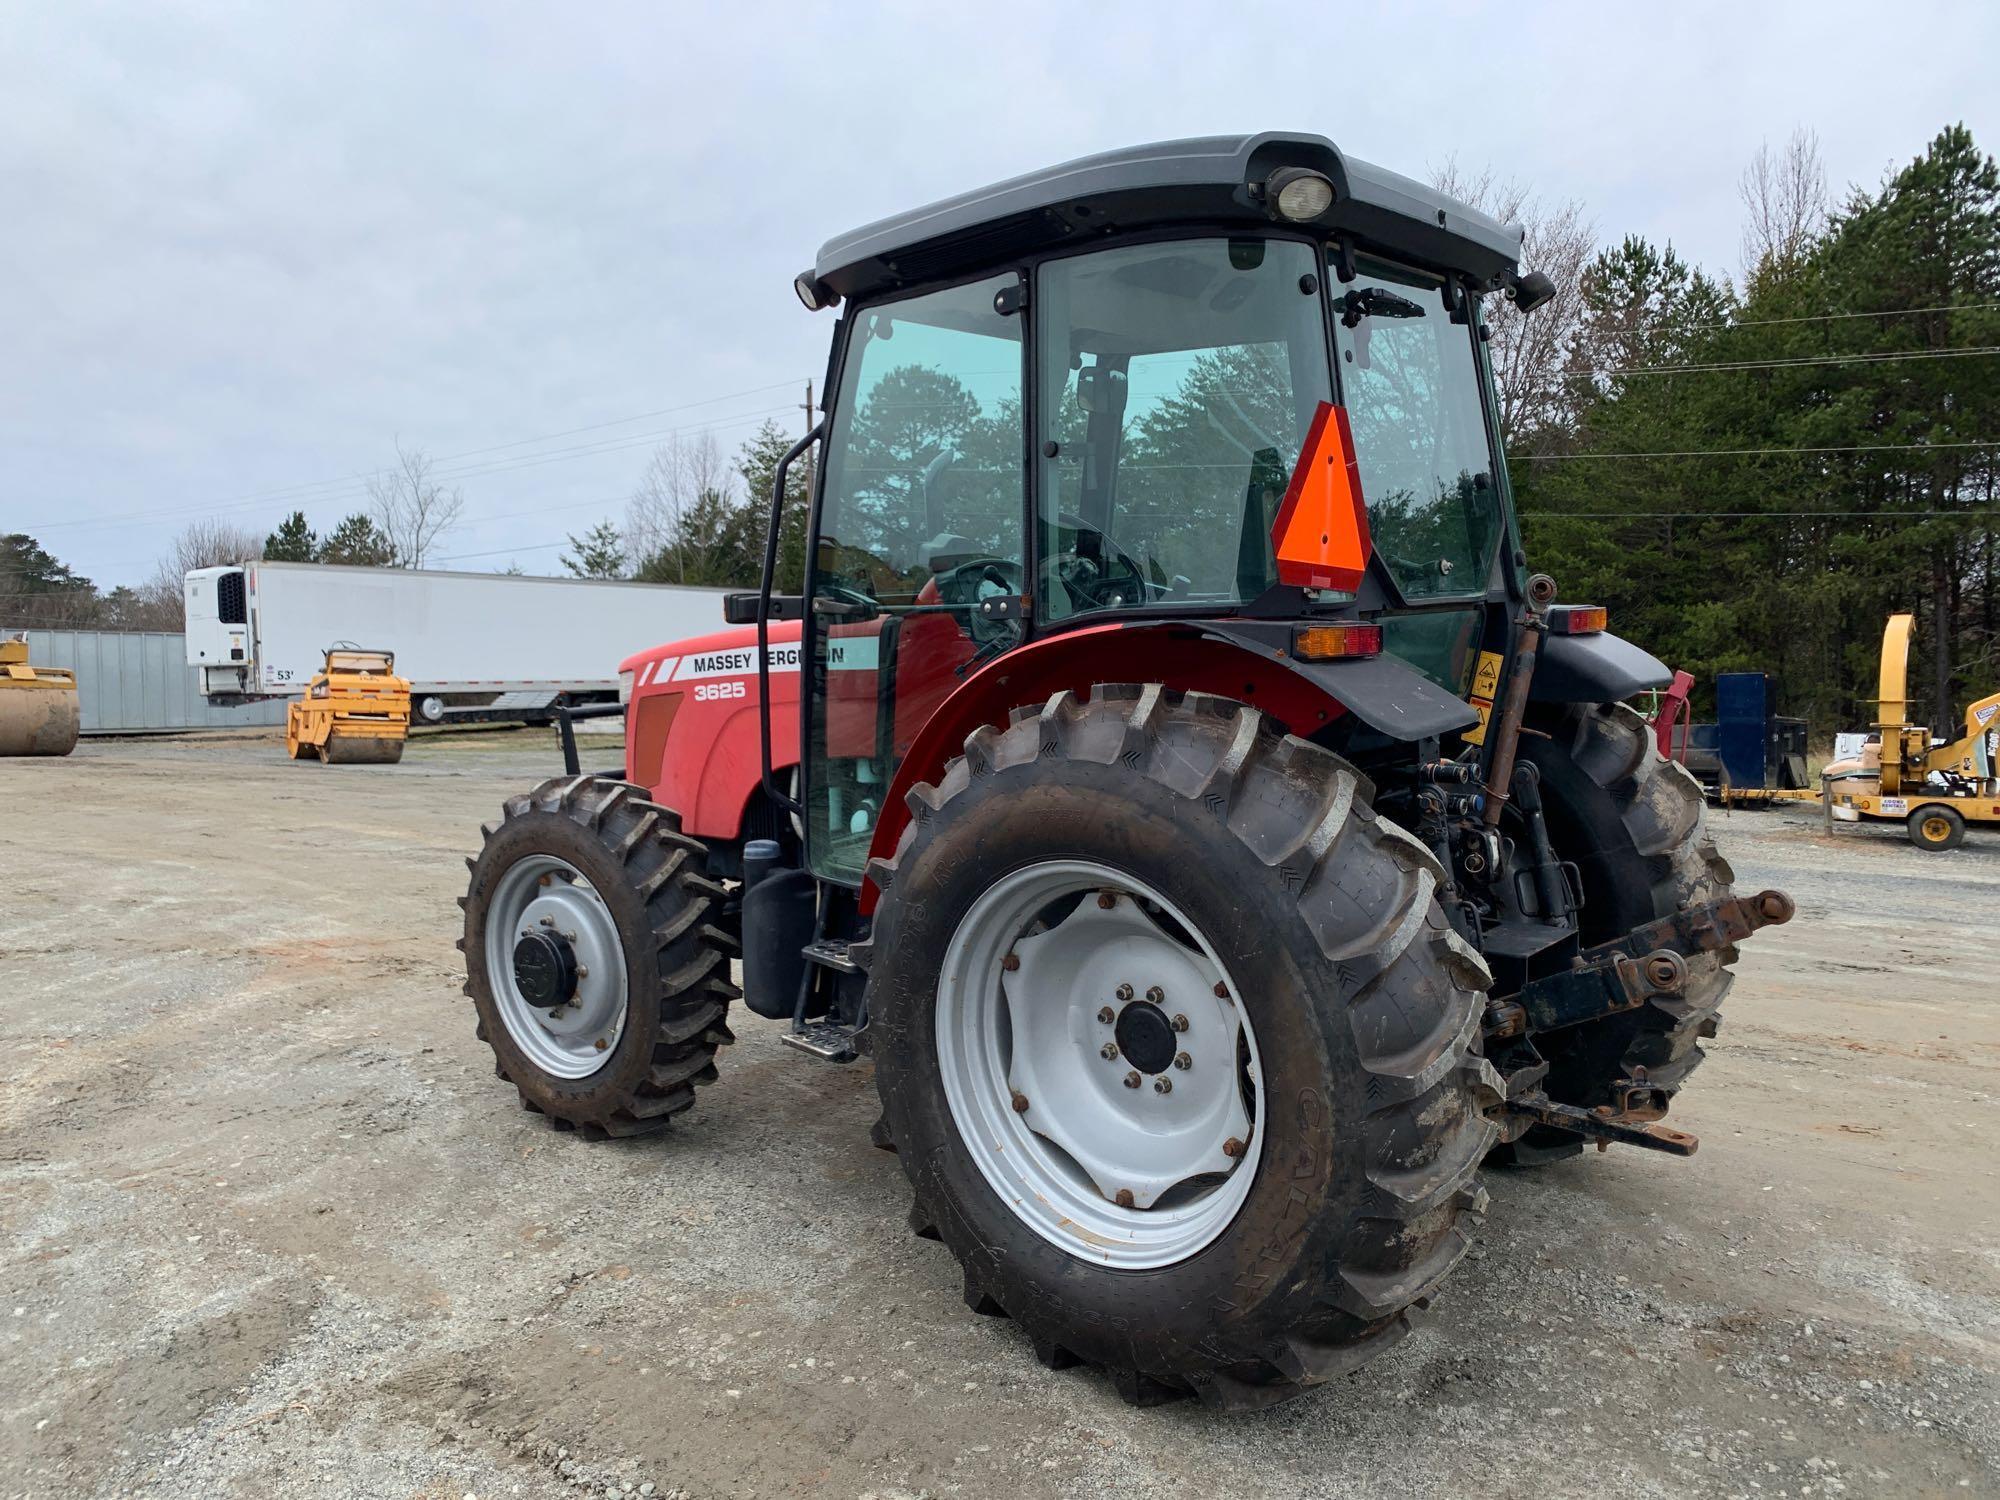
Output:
[{"xmin": 1270, "ymin": 402, "xmax": 1371, "ymax": 592}]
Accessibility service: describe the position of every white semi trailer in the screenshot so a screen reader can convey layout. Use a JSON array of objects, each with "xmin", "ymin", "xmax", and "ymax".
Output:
[{"xmin": 185, "ymin": 561, "xmax": 729, "ymax": 724}]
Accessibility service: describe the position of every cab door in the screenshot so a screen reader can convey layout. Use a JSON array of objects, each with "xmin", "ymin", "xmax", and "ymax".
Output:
[{"xmin": 803, "ymin": 273, "xmax": 1027, "ymax": 884}]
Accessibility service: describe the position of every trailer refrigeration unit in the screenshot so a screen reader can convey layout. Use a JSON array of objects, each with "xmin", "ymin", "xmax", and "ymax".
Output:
[{"xmin": 185, "ymin": 562, "xmax": 728, "ymax": 725}]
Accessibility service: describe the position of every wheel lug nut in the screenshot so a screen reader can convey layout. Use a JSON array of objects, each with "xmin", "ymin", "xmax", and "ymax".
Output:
[
  {"xmin": 1115, "ymin": 983, "xmax": 1133, "ymax": 1002},
  {"xmin": 1153, "ymin": 1077, "xmax": 1172, "ymax": 1095},
  {"xmin": 1011, "ymin": 1091, "xmax": 1030, "ymax": 1113},
  {"xmin": 1171, "ymin": 1013, "xmax": 1189, "ymax": 1033},
  {"xmin": 1173, "ymin": 1052, "xmax": 1191, "ymax": 1070},
  {"xmin": 1115, "ymin": 1188, "xmax": 1135, "ymax": 1208},
  {"xmin": 1097, "ymin": 1006, "xmax": 1115, "ymax": 1024},
  {"xmin": 1145, "ymin": 985, "xmax": 1164, "ymax": 1004},
  {"xmin": 1101, "ymin": 1043, "xmax": 1119, "ymax": 1060},
  {"xmin": 1213, "ymin": 981, "xmax": 1229, "ymax": 999},
  {"xmin": 1097, "ymin": 892, "xmax": 1117, "ymax": 909},
  {"xmin": 1123, "ymin": 1070, "xmax": 1141, "ymax": 1089},
  {"xmin": 1223, "ymin": 1136, "xmax": 1246, "ymax": 1158},
  {"xmin": 593, "ymin": 1038, "xmax": 608, "ymax": 1051},
  {"xmin": 1002, "ymin": 952, "xmax": 1019, "ymax": 971}
]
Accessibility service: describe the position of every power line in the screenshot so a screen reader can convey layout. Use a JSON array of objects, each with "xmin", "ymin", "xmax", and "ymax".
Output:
[
  {"xmin": 1528, "ymin": 438, "xmax": 2000, "ymax": 460},
  {"xmin": 430, "ymin": 539, "xmax": 573, "ymax": 564},
  {"xmin": 208, "ymin": 378, "xmax": 809, "ymax": 511},
  {"xmin": 1523, "ymin": 507, "xmax": 1997, "ymax": 519},
  {"xmin": 1567, "ymin": 346, "xmax": 2000, "ymax": 379},
  {"xmin": 1682, "ymin": 300, "xmax": 2000, "ymax": 334},
  {"xmin": 19, "ymin": 382, "xmax": 809, "ymax": 534},
  {"xmin": 25, "ymin": 403, "xmax": 800, "ymax": 537},
  {"xmin": 427, "ymin": 380, "xmax": 806, "ymax": 465}
]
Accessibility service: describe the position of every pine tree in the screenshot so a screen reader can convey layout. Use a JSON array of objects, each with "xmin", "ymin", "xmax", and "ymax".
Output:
[
  {"xmin": 318, "ymin": 513, "xmax": 396, "ymax": 567},
  {"xmin": 733, "ymin": 420, "xmax": 812, "ymax": 590},
  {"xmin": 264, "ymin": 510, "xmax": 318, "ymax": 562},
  {"xmin": 560, "ymin": 520, "xmax": 629, "ymax": 579},
  {"xmin": 0, "ymin": 532, "xmax": 98, "ymax": 627}
]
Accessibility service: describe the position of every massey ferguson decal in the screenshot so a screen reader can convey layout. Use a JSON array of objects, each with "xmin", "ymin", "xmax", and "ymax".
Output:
[{"xmin": 640, "ymin": 636, "xmax": 879, "ymax": 689}]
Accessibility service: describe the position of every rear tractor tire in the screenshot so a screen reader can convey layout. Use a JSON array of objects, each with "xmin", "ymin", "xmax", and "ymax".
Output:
[
  {"xmin": 861, "ymin": 685, "xmax": 1500, "ymax": 1410},
  {"xmin": 1490, "ymin": 701, "xmax": 1738, "ymax": 1167},
  {"xmin": 460, "ymin": 775, "xmax": 740, "ymax": 1138}
]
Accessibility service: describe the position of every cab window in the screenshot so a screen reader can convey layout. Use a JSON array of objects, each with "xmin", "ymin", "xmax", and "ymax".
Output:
[{"xmin": 1033, "ymin": 238, "xmax": 1332, "ymax": 620}]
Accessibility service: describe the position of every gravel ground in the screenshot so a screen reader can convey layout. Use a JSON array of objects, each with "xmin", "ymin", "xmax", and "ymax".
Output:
[{"xmin": 2, "ymin": 729, "xmax": 1996, "ymax": 1499}]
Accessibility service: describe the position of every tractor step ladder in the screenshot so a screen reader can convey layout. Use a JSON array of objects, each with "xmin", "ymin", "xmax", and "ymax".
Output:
[
  {"xmin": 780, "ymin": 940, "xmax": 865, "ymax": 1060},
  {"xmin": 801, "ymin": 938, "xmax": 861, "ymax": 974},
  {"xmin": 780, "ymin": 1020, "xmax": 861, "ymax": 1062}
]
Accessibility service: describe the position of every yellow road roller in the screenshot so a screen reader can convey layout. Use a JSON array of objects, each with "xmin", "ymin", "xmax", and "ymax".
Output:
[
  {"xmin": 286, "ymin": 647, "xmax": 410, "ymax": 765},
  {"xmin": 0, "ymin": 635, "xmax": 80, "ymax": 757}
]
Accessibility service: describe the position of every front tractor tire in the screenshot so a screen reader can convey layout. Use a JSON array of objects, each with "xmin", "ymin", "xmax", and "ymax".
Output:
[
  {"xmin": 862, "ymin": 686, "xmax": 1500, "ymax": 1410},
  {"xmin": 460, "ymin": 775, "xmax": 739, "ymax": 1138}
]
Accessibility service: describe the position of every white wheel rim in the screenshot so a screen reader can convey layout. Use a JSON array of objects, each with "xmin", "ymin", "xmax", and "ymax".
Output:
[
  {"xmin": 936, "ymin": 860, "xmax": 1264, "ymax": 1270},
  {"xmin": 485, "ymin": 854, "xmax": 628, "ymax": 1079}
]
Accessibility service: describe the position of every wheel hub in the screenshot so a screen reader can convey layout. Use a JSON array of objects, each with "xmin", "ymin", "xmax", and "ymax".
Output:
[
  {"xmin": 512, "ymin": 930, "xmax": 578, "ymax": 1009},
  {"xmin": 936, "ymin": 862, "xmax": 1263, "ymax": 1270},
  {"xmin": 1113, "ymin": 999, "xmax": 1176, "ymax": 1073},
  {"xmin": 482, "ymin": 854, "xmax": 628, "ymax": 1080}
]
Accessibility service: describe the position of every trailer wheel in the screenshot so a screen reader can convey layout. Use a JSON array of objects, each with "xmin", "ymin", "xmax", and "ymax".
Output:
[
  {"xmin": 1493, "ymin": 701, "xmax": 1737, "ymax": 1166},
  {"xmin": 1907, "ymin": 805, "xmax": 1966, "ymax": 851},
  {"xmin": 460, "ymin": 775, "xmax": 739, "ymax": 1137},
  {"xmin": 861, "ymin": 686, "xmax": 1499, "ymax": 1410}
]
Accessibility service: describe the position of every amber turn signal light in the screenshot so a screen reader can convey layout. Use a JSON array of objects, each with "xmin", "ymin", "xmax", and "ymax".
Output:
[
  {"xmin": 1293, "ymin": 623, "xmax": 1383, "ymax": 661},
  {"xmin": 1546, "ymin": 605, "xmax": 1607, "ymax": 635}
]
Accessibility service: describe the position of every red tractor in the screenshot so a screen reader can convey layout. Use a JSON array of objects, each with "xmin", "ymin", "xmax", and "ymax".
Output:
[{"xmin": 460, "ymin": 133, "xmax": 1793, "ymax": 1411}]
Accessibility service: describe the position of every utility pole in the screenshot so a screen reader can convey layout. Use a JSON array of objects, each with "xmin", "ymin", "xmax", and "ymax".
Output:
[{"xmin": 800, "ymin": 379, "xmax": 817, "ymax": 499}]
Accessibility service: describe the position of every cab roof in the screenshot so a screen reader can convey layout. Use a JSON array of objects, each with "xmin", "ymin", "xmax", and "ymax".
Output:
[{"xmin": 813, "ymin": 132, "xmax": 1525, "ymax": 302}]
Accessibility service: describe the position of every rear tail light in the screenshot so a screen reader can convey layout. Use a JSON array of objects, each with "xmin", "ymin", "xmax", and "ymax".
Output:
[
  {"xmin": 1293, "ymin": 623, "xmax": 1383, "ymax": 661},
  {"xmin": 1547, "ymin": 605, "xmax": 1607, "ymax": 635}
]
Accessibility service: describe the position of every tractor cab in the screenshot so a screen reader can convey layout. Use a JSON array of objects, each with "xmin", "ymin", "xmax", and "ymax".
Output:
[{"xmin": 780, "ymin": 135, "xmax": 1539, "ymax": 884}]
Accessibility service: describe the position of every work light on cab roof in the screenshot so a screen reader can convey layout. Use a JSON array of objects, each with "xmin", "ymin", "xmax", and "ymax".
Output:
[{"xmin": 457, "ymin": 128, "xmax": 1794, "ymax": 1415}]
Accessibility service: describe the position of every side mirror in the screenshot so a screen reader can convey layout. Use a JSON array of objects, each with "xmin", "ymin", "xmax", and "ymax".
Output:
[{"xmin": 1508, "ymin": 270, "xmax": 1557, "ymax": 314}]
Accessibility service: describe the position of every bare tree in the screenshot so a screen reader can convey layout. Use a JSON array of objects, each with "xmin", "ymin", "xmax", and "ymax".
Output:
[
  {"xmin": 625, "ymin": 431, "xmax": 734, "ymax": 582},
  {"xmin": 137, "ymin": 517, "xmax": 265, "ymax": 629},
  {"xmin": 367, "ymin": 440, "xmax": 465, "ymax": 568},
  {"xmin": 1739, "ymin": 128, "xmax": 1828, "ymax": 280},
  {"xmin": 1430, "ymin": 160, "xmax": 1596, "ymax": 451}
]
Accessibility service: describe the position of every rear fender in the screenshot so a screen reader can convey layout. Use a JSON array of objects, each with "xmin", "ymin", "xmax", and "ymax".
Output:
[
  {"xmin": 1531, "ymin": 630, "xmax": 1672, "ymax": 705},
  {"xmin": 857, "ymin": 619, "xmax": 1475, "ymax": 912}
]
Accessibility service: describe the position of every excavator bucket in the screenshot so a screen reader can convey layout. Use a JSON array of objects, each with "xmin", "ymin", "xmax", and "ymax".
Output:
[{"xmin": 0, "ymin": 636, "xmax": 80, "ymax": 757}]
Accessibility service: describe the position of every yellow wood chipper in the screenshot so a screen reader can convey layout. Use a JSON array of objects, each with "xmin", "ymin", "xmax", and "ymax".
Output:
[
  {"xmin": 0, "ymin": 634, "xmax": 80, "ymax": 757},
  {"xmin": 286, "ymin": 647, "xmax": 410, "ymax": 765},
  {"xmin": 1823, "ymin": 613, "xmax": 2000, "ymax": 849}
]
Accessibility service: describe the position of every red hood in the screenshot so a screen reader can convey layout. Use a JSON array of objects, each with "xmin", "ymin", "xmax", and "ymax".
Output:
[{"xmin": 619, "ymin": 619, "xmax": 805, "ymax": 676}]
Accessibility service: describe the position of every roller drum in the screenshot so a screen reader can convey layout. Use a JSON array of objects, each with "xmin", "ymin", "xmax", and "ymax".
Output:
[{"xmin": 0, "ymin": 683, "xmax": 80, "ymax": 757}]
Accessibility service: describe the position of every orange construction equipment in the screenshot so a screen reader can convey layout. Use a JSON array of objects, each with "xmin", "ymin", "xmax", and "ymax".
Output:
[
  {"xmin": 286, "ymin": 647, "xmax": 410, "ymax": 765},
  {"xmin": 0, "ymin": 634, "xmax": 80, "ymax": 757},
  {"xmin": 1823, "ymin": 613, "xmax": 2000, "ymax": 849}
]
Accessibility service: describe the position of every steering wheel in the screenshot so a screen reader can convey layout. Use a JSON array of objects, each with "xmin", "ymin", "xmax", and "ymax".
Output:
[
  {"xmin": 927, "ymin": 556, "xmax": 1021, "ymax": 641},
  {"xmin": 1045, "ymin": 511, "xmax": 1153, "ymax": 612}
]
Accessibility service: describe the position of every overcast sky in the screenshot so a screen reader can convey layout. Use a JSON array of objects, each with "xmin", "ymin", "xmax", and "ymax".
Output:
[{"xmin": 5, "ymin": 1, "xmax": 1996, "ymax": 589}]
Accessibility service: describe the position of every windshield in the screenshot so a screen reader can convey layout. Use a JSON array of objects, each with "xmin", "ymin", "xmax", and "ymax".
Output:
[
  {"xmin": 1034, "ymin": 237, "xmax": 1333, "ymax": 620},
  {"xmin": 1334, "ymin": 257, "xmax": 1503, "ymax": 599}
]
